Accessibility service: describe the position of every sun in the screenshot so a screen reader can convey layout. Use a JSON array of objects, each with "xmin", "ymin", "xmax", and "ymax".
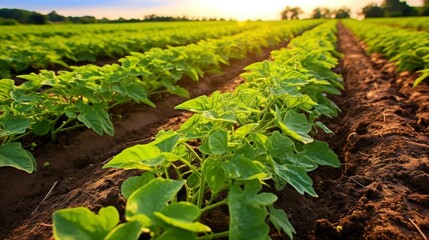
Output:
[{"xmin": 192, "ymin": 0, "xmax": 288, "ymax": 20}]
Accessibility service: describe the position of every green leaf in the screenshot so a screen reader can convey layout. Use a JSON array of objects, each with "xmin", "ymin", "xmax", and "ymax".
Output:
[
  {"xmin": 223, "ymin": 155, "xmax": 269, "ymax": 181},
  {"xmin": 314, "ymin": 121, "xmax": 333, "ymax": 134},
  {"xmin": 121, "ymin": 172, "xmax": 156, "ymax": 199},
  {"xmin": 0, "ymin": 79, "xmax": 14, "ymax": 101},
  {"xmin": 126, "ymin": 178, "xmax": 184, "ymax": 226},
  {"xmin": 154, "ymin": 212, "xmax": 211, "ymax": 233},
  {"xmin": 268, "ymin": 205, "xmax": 296, "ymax": 240},
  {"xmin": 228, "ymin": 181, "xmax": 277, "ymax": 240},
  {"xmin": 103, "ymin": 144, "xmax": 165, "ymax": 170},
  {"xmin": 175, "ymin": 95, "xmax": 210, "ymax": 112},
  {"xmin": 202, "ymin": 157, "xmax": 228, "ymax": 194},
  {"xmin": 33, "ymin": 120, "xmax": 51, "ymax": 136},
  {"xmin": 77, "ymin": 104, "xmax": 114, "ymax": 136},
  {"xmin": 276, "ymin": 108, "xmax": 313, "ymax": 144},
  {"xmin": 157, "ymin": 228, "xmax": 196, "ymax": 240},
  {"xmin": 273, "ymin": 162, "xmax": 317, "ymax": 197},
  {"xmin": 208, "ymin": 130, "xmax": 228, "ymax": 155},
  {"xmin": 114, "ymin": 83, "xmax": 155, "ymax": 107},
  {"xmin": 269, "ymin": 131, "xmax": 294, "ymax": 160},
  {"xmin": 53, "ymin": 206, "xmax": 119, "ymax": 240},
  {"xmin": 160, "ymin": 202, "xmax": 200, "ymax": 221},
  {"xmin": 0, "ymin": 115, "xmax": 31, "ymax": 136},
  {"xmin": 302, "ymin": 141, "xmax": 340, "ymax": 167},
  {"xmin": 105, "ymin": 221, "xmax": 141, "ymax": 240},
  {"xmin": 235, "ymin": 123, "xmax": 258, "ymax": 137},
  {"xmin": 0, "ymin": 142, "xmax": 36, "ymax": 173},
  {"xmin": 414, "ymin": 69, "xmax": 429, "ymax": 87},
  {"xmin": 152, "ymin": 130, "xmax": 180, "ymax": 152}
]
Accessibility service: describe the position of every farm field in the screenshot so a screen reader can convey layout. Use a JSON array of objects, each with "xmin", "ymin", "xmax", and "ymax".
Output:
[{"xmin": 0, "ymin": 18, "xmax": 428, "ymax": 240}]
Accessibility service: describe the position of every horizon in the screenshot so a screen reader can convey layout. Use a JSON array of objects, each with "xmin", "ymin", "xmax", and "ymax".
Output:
[{"xmin": 0, "ymin": 0, "xmax": 424, "ymax": 20}]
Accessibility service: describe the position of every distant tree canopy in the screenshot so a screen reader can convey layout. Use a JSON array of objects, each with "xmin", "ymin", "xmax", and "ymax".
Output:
[
  {"xmin": 310, "ymin": 7, "xmax": 351, "ymax": 19},
  {"xmin": 0, "ymin": 8, "xmax": 47, "ymax": 24},
  {"xmin": 361, "ymin": 0, "xmax": 425, "ymax": 18},
  {"xmin": 0, "ymin": 8, "xmax": 231, "ymax": 25},
  {"xmin": 420, "ymin": 0, "xmax": 429, "ymax": 15},
  {"xmin": 280, "ymin": 7, "xmax": 303, "ymax": 20}
]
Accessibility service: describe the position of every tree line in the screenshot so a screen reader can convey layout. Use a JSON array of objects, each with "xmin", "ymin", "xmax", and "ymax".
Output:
[
  {"xmin": 281, "ymin": 0, "xmax": 429, "ymax": 19},
  {"xmin": 0, "ymin": 9, "xmax": 231, "ymax": 25},
  {"xmin": 1, "ymin": 1, "xmax": 429, "ymax": 25}
]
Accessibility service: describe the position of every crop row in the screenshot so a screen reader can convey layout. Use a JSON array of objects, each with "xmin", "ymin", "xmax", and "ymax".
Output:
[
  {"xmin": 0, "ymin": 20, "xmax": 324, "ymax": 173},
  {"xmin": 0, "ymin": 21, "xmax": 265, "ymax": 78},
  {"xmin": 343, "ymin": 19, "xmax": 429, "ymax": 86},
  {"xmin": 363, "ymin": 17, "xmax": 429, "ymax": 32},
  {"xmin": 52, "ymin": 20, "xmax": 342, "ymax": 240}
]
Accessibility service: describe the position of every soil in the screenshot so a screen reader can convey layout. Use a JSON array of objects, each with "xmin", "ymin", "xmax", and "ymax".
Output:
[{"xmin": 1, "ymin": 23, "xmax": 429, "ymax": 240}]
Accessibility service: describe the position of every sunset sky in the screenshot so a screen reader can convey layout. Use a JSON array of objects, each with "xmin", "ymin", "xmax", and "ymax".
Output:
[{"xmin": 0, "ymin": 0, "xmax": 424, "ymax": 20}]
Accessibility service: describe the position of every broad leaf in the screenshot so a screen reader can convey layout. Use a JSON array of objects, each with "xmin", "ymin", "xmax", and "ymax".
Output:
[
  {"xmin": 126, "ymin": 178, "xmax": 184, "ymax": 226},
  {"xmin": 0, "ymin": 142, "xmax": 36, "ymax": 173},
  {"xmin": 105, "ymin": 221, "xmax": 141, "ymax": 240},
  {"xmin": 121, "ymin": 172, "xmax": 156, "ymax": 199},
  {"xmin": 228, "ymin": 181, "xmax": 277, "ymax": 240},
  {"xmin": 103, "ymin": 144, "xmax": 165, "ymax": 170},
  {"xmin": 269, "ymin": 205, "xmax": 296, "ymax": 240},
  {"xmin": 53, "ymin": 206, "xmax": 119, "ymax": 240},
  {"xmin": 77, "ymin": 104, "xmax": 114, "ymax": 136},
  {"xmin": 157, "ymin": 228, "xmax": 196, "ymax": 240},
  {"xmin": 0, "ymin": 115, "xmax": 31, "ymax": 137},
  {"xmin": 33, "ymin": 120, "xmax": 51, "ymax": 136},
  {"xmin": 223, "ymin": 155, "xmax": 269, "ymax": 181},
  {"xmin": 202, "ymin": 157, "xmax": 228, "ymax": 194},
  {"xmin": 276, "ymin": 108, "xmax": 313, "ymax": 144},
  {"xmin": 302, "ymin": 141, "xmax": 340, "ymax": 167},
  {"xmin": 273, "ymin": 162, "xmax": 317, "ymax": 197},
  {"xmin": 207, "ymin": 130, "xmax": 228, "ymax": 155},
  {"xmin": 175, "ymin": 95, "xmax": 210, "ymax": 112}
]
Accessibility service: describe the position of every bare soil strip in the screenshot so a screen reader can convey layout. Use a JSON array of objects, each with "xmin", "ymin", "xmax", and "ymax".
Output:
[
  {"xmin": 0, "ymin": 44, "xmax": 286, "ymax": 240},
  {"xmin": 273, "ymin": 23, "xmax": 429, "ymax": 240}
]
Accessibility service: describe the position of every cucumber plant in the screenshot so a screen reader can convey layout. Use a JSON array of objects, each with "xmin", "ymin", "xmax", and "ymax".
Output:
[{"xmin": 53, "ymin": 20, "xmax": 343, "ymax": 240}]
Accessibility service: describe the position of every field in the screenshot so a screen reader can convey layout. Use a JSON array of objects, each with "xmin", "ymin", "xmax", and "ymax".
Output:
[{"xmin": 0, "ymin": 18, "xmax": 428, "ymax": 240}]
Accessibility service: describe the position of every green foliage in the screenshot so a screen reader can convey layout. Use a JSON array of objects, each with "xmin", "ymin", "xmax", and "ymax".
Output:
[
  {"xmin": 0, "ymin": 20, "xmax": 323, "ymax": 173},
  {"xmin": 344, "ymin": 19, "xmax": 429, "ymax": 86},
  {"xmin": 53, "ymin": 20, "xmax": 342, "ymax": 240},
  {"xmin": 53, "ymin": 206, "xmax": 119, "ymax": 240},
  {"xmin": 0, "ymin": 142, "xmax": 36, "ymax": 173}
]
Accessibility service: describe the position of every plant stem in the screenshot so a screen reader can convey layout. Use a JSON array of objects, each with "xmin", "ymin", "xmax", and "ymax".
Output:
[
  {"xmin": 197, "ymin": 231, "xmax": 229, "ymax": 240},
  {"xmin": 56, "ymin": 124, "xmax": 85, "ymax": 133},
  {"xmin": 9, "ymin": 131, "xmax": 33, "ymax": 142},
  {"xmin": 200, "ymin": 199, "xmax": 227, "ymax": 215},
  {"xmin": 197, "ymin": 171, "xmax": 205, "ymax": 210},
  {"xmin": 184, "ymin": 143, "xmax": 203, "ymax": 162},
  {"xmin": 179, "ymin": 158, "xmax": 201, "ymax": 177}
]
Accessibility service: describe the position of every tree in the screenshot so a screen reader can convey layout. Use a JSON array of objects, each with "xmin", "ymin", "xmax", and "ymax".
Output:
[
  {"xmin": 381, "ymin": 0, "xmax": 416, "ymax": 17},
  {"xmin": 281, "ymin": 6, "xmax": 303, "ymax": 20},
  {"xmin": 311, "ymin": 8, "xmax": 332, "ymax": 18},
  {"xmin": 47, "ymin": 11, "xmax": 66, "ymax": 23},
  {"xmin": 334, "ymin": 8, "xmax": 351, "ymax": 18},
  {"xmin": 361, "ymin": 4, "xmax": 385, "ymax": 18}
]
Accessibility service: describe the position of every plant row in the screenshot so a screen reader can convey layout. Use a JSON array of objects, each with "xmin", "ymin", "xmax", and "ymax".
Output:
[
  {"xmin": 363, "ymin": 17, "xmax": 429, "ymax": 32},
  {"xmin": 0, "ymin": 21, "xmax": 261, "ymax": 78},
  {"xmin": 52, "ymin": 20, "xmax": 343, "ymax": 240},
  {"xmin": 0, "ymin": 20, "xmax": 323, "ymax": 173},
  {"xmin": 343, "ymin": 19, "xmax": 429, "ymax": 86}
]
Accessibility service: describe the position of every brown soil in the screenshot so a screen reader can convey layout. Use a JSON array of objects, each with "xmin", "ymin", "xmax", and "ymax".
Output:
[
  {"xmin": 272, "ymin": 23, "xmax": 429, "ymax": 240},
  {"xmin": 1, "ymin": 23, "xmax": 429, "ymax": 240}
]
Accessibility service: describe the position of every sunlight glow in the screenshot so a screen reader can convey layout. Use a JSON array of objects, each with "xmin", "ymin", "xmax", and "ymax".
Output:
[{"xmin": 3, "ymin": 0, "xmax": 423, "ymax": 20}]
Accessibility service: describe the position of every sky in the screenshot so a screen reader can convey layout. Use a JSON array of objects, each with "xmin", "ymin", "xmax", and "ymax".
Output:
[{"xmin": 0, "ymin": 0, "xmax": 424, "ymax": 20}]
